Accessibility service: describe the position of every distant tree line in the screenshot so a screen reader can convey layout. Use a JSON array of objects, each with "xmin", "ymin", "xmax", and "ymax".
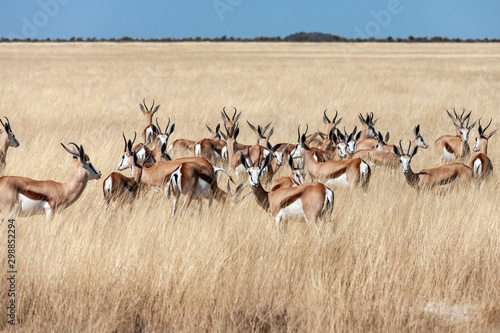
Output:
[{"xmin": 1, "ymin": 32, "xmax": 498, "ymax": 43}]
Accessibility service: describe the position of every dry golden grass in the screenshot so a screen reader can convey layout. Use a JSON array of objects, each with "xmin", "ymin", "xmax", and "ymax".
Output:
[{"xmin": 0, "ymin": 42, "xmax": 500, "ymax": 332}]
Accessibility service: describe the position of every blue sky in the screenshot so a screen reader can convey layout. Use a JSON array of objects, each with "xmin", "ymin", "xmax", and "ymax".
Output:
[{"xmin": 1, "ymin": 0, "xmax": 499, "ymax": 40}]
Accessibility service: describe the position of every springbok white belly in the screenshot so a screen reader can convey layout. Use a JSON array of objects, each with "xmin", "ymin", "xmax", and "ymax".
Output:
[
  {"xmin": 194, "ymin": 179, "xmax": 212, "ymax": 200},
  {"xmin": 18, "ymin": 194, "xmax": 51, "ymax": 216},
  {"xmin": 442, "ymin": 148, "xmax": 456, "ymax": 160},
  {"xmin": 276, "ymin": 198, "xmax": 305, "ymax": 221},
  {"xmin": 325, "ymin": 174, "xmax": 349, "ymax": 188}
]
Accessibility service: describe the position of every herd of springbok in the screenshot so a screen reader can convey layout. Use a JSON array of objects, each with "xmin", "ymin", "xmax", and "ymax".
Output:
[{"xmin": 0, "ymin": 103, "xmax": 496, "ymax": 231}]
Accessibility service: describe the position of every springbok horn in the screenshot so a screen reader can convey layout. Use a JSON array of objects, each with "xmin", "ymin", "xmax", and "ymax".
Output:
[{"xmin": 247, "ymin": 147, "xmax": 254, "ymax": 168}]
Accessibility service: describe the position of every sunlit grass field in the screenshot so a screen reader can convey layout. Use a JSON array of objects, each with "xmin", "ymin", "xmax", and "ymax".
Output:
[{"xmin": 0, "ymin": 42, "xmax": 499, "ymax": 332}]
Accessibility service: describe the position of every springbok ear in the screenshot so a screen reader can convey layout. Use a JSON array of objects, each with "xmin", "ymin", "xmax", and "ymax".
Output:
[
  {"xmin": 139, "ymin": 103, "xmax": 146, "ymax": 113},
  {"xmin": 385, "ymin": 131, "xmax": 390, "ymax": 142},
  {"xmin": 468, "ymin": 121, "xmax": 477, "ymax": 130},
  {"xmin": 261, "ymin": 153, "xmax": 272, "ymax": 171},
  {"xmin": 247, "ymin": 120, "xmax": 257, "ymax": 134},
  {"xmin": 487, "ymin": 129, "xmax": 498, "ymax": 139},
  {"xmin": 168, "ymin": 123, "xmax": 175, "ymax": 136},
  {"xmin": 300, "ymin": 134, "xmax": 306, "ymax": 146},
  {"xmin": 152, "ymin": 105, "xmax": 160, "ymax": 114},
  {"xmin": 393, "ymin": 145, "xmax": 400, "ymax": 157},
  {"xmin": 288, "ymin": 155, "xmax": 294, "ymax": 170},
  {"xmin": 219, "ymin": 131, "xmax": 227, "ymax": 141},
  {"xmin": 267, "ymin": 127, "xmax": 274, "ymax": 140},
  {"xmin": 233, "ymin": 112, "xmax": 242, "ymax": 123},
  {"xmin": 239, "ymin": 152, "xmax": 248, "ymax": 170},
  {"xmin": 358, "ymin": 113, "xmax": 366, "ymax": 125},
  {"xmin": 331, "ymin": 132, "xmax": 338, "ymax": 145},
  {"xmin": 414, "ymin": 124, "xmax": 420, "ymax": 136},
  {"xmin": 377, "ymin": 131, "xmax": 383, "ymax": 142},
  {"xmin": 221, "ymin": 111, "xmax": 227, "ymax": 122},
  {"xmin": 355, "ymin": 131, "xmax": 361, "ymax": 142},
  {"xmin": 234, "ymin": 127, "xmax": 240, "ymax": 140},
  {"xmin": 411, "ymin": 146, "xmax": 419, "ymax": 158}
]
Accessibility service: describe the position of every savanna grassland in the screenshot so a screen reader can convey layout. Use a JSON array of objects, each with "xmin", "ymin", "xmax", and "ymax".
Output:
[{"xmin": 0, "ymin": 42, "xmax": 499, "ymax": 332}]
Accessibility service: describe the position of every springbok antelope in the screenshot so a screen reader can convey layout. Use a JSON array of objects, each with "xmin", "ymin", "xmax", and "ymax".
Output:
[
  {"xmin": 221, "ymin": 106, "xmax": 242, "ymax": 138},
  {"xmin": 240, "ymin": 152, "xmax": 334, "ymax": 232},
  {"xmin": 394, "ymin": 141, "xmax": 473, "ymax": 191},
  {"xmin": 0, "ymin": 117, "xmax": 19, "ymax": 174},
  {"xmin": 306, "ymin": 110, "xmax": 343, "ymax": 148},
  {"xmin": 358, "ymin": 112, "xmax": 378, "ymax": 140},
  {"xmin": 168, "ymin": 123, "xmax": 221, "ymax": 157},
  {"xmin": 139, "ymin": 99, "xmax": 160, "ymax": 147},
  {"xmin": 435, "ymin": 111, "xmax": 476, "ymax": 161},
  {"xmin": 0, "ymin": 143, "xmax": 101, "ymax": 223},
  {"xmin": 373, "ymin": 125, "xmax": 429, "ymax": 153},
  {"xmin": 168, "ymin": 162, "xmax": 244, "ymax": 215},
  {"xmin": 103, "ymin": 151, "xmax": 144, "ymax": 211},
  {"xmin": 270, "ymin": 155, "xmax": 306, "ymax": 191},
  {"xmin": 469, "ymin": 118, "xmax": 497, "ymax": 179},
  {"xmin": 356, "ymin": 131, "xmax": 388, "ymax": 152},
  {"xmin": 118, "ymin": 135, "xmax": 232, "ymax": 193},
  {"xmin": 291, "ymin": 131, "xmax": 371, "ymax": 193},
  {"xmin": 194, "ymin": 124, "xmax": 226, "ymax": 164}
]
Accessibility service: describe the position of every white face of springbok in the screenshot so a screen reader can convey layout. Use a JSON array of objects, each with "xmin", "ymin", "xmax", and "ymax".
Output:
[
  {"xmin": 289, "ymin": 156, "xmax": 306, "ymax": 185},
  {"xmin": 473, "ymin": 119, "xmax": 497, "ymax": 152},
  {"xmin": 449, "ymin": 111, "xmax": 476, "ymax": 144},
  {"xmin": 414, "ymin": 125, "xmax": 428, "ymax": 149},
  {"xmin": 117, "ymin": 133, "xmax": 137, "ymax": 171},
  {"xmin": 393, "ymin": 141, "xmax": 418, "ymax": 174},
  {"xmin": 155, "ymin": 117, "xmax": 175, "ymax": 152},
  {"xmin": 0, "ymin": 117, "xmax": 19, "ymax": 147},
  {"xmin": 240, "ymin": 151, "xmax": 271, "ymax": 188},
  {"xmin": 333, "ymin": 130, "xmax": 347, "ymax": 159},
  {"xmin": 345, "ymin": 127, "xmax": 361, "ymax": 155},
  {"xmin": 61, "ymin": 143, "xmax": 101, "ymax": 180},
  {"xmin": 273, "ymin": 143, "xmax": 289, "ymax": 167}
]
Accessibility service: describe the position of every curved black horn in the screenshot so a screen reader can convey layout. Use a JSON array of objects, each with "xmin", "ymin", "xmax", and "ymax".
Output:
[
  {"xmin": 61, "ymin": 142, "xmax": 80, "ymax": 157},
  {"xmin": 247, "ymin": 147, "xmax": 254, "ymax": 168},
  {"xmin": 257, "ymin": 147, "xmax": 262, "ymax": 169},
  {"xmin": 131, "ymin": 131, "xmax": 137, "ymax": 146},
  {"xmin": 222, "ymin": 106, "xmax": 229, "ymax": 121},
  {"xmin": 156, "ymin": 118, "xmax": 162, "ymax": 134},
  {"xmin": 399, "ymin": 140, "xmax": 404, "ymax": 156},
  {"xmin": 122, "ymin": 132, "xmax": 128, "ymax": 152},
  {"xmin": 150, "ymin": 99, "xmax": 155, "ymax": 111},
  {"xmin": 323, "ymin": 109, "xmax": 331, "ymax": 124},
  {"xmin": 165, "ymin": 117, "xmax": 171, "ymax": 134},
  {"xmin": 482, "ymin": 117, "xmax": 493, "ymax": 133},
  {"xmin": 407, "ymin": 141, "xmax": 411, "ymax": 156},
  {"xmin": 232, "ymin": 107, "xmax": 237, "ymax": 121}
]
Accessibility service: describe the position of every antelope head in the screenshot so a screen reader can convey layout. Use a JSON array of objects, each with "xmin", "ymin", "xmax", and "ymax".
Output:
[
  {"xmin": 221, "ymin": 106, "xmax": 241, "ymax": 138},
  {"xmin": 288, "ymin": 155, "xmax": 306, "ymax": 185},
  {"xmin": 139, "ymin": 99, "xmax": 160, "ymax": 125},
  {"xmin": 273, "ymin": 143, "xmax": 289, "ymax": 167},
  {"xmin": 155, "ymin": 117, "xmax": 175, "ymax": 153},
  {"xmin": 240, "ymin": 147, "xmax": 271, "ymax": 188},
  {"xmin": 323, "ymin": 109, "xmax": 343, "ymax": 134},
  {"xmin": 290, "ymin": 125, "xmax": 309, "ymax": 159},
  {"xmin": 333, "ymin": 129, "xmax": 348, "ymax": 159},
  {"xmin": 393, "ymin": 140, "xmax": 418, "ymax": 174},
  {"xmin": 345, "ymin": 126, "xmax": 361, "ymax": 155},
  {"xmin": 117, "ymin": 132, "xmax": 137, "ymax": 171},
  {"xmin": 358, "ymin": 112, "xmax": 378, "ymax": 139},
  {"xmin": 61, "ymin": 142, "xmax": 101, "ymax": 180},
  {"xmin": 449, "ymin": 111, "xmax": 476, "ymax": 144},
  {"xmin": 474, "ymin": 118, "xmax": 497, "ymax": 152},
  {"xmin": 413, "ymin": 124, "xmax": 428, "ymax": 149},
  {"xmin": 0, "ymin": 117, "xmax": 19, "ymax": 148}
]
